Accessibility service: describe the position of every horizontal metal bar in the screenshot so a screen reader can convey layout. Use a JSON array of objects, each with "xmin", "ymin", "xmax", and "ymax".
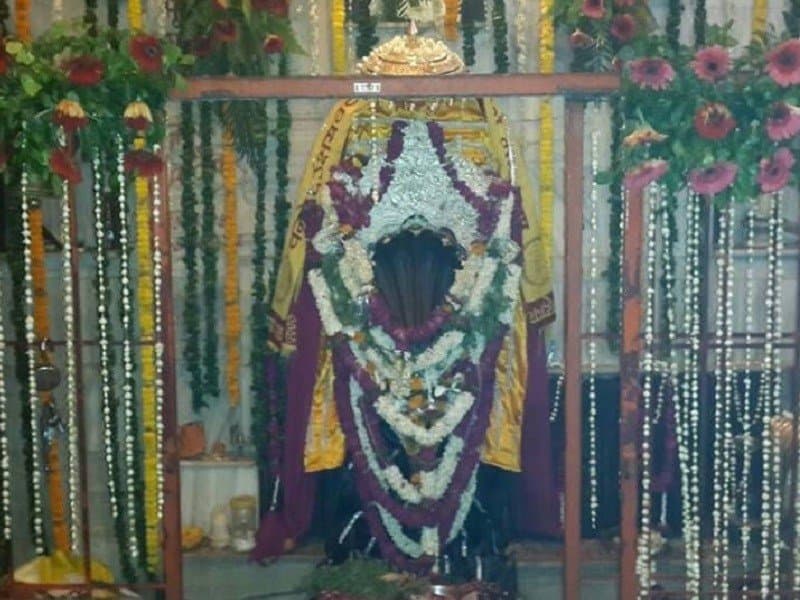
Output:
[{"xmin": 172, "ymin": 73, "xmax": 620, "ymax": 101}]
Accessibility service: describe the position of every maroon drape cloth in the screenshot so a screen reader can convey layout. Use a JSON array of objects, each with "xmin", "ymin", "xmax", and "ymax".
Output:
[
  {"xmin": 515, "ymin": 326, "xmax": 561, "ymax": 537},
  {"xmin": 252, "ymin": 281, "xmax": 320, "ymax": 561}
]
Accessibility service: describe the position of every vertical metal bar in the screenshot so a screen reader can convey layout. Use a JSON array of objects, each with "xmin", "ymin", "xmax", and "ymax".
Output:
[
  {"xmin": 156, "ymin": 160, "xmax": 183, "ymax": 600},
  {"xmin": 563, "ymin": 99, "xmax": 585, "ymax": 600},
  {"xmin": 69, "ymin": 185, "xmax": 93, "ymax": 584},
  {"xmin": 619, "ymin": 184, "xmax": 643, "ymax": 600}
]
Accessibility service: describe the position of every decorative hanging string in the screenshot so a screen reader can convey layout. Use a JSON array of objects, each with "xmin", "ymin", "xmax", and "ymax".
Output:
[
  {"xmin": 460, "ymin": 1, "xmax": 475, "ymax": 68},
  {"xmin": 606, "ymin": 99, "xmax": 624, "ymax": 352},
  {"xmin": 491, "ymin": 0, "xmax": 509, "ymax": 73},
  {"xmin": 353, "ymin": 0, "xmax": 378, "ymax": 60},
  {"xmin": 200, "ymin": 102, "xmax": 219, "ymax": 400},
  {"xmin": 514, "ymin": 0, "xmax": 527, "ymax": 71},
  {"xmin": 635, "ymin": 183, "xmax": 658, "ymax": 594},
  {"xmin": 132, "ymin": 135, "xmax": 160, "ymax": 574},
  {"xmin": 693, "ymin": 0, "xmax": 705, "ymax": 46},
  {"xmin": 59, "ymin": 139, "xmax": 80, "ymax": 555},
  {"xmin": 221, "ymin": 122, "xmax": 242, "ymax": 408},
  {"xmin": 722, "ymin": 204, "xmax": 736, "ymax": 595},
  {"xmin": 128, "ymin": 0, "xmax": 143, "ymax": 30},
  {"xmin": 331, "ymin": 0, "xmax": 347, "ymax": 74},
  {"xmin": 116, "ymin": 134, "xmax": 144, "ymax": 569},
  {"xmin": 309, "ymin": 0, "xmax": 321, "ymax": 76},
  {"xmin": 152, "ymin": 144, "xmax": 166, "ymax": 524},
  {"xmin": 537, "ymin": 0, "xmax": 555, "ymax": 272},
  {"xmin": 741, "ymin": 202, "xmax": 757, "ymax": 594},
  {"xmin": 788, "ymin": 0, "xmax": 800, "ymax": 36},
  {"xmin": 587, "ymin": 104, "xmax": 601, "ymax": 531},
  {"xmin": 180, "ymin": 103, "xmax": 204, "ymax": 413},
  {"xmin": 20, "ymin": 159, "xmax": 45, "ymax": 555},
  {"xmin": 0, "ymin": 257, "xmax": 10, "ymax": 542},
  {"xmin": 84, "ymin": 0, "xmax": 98, "ymax": 35},
  {"xmin": 108, "ymin": 0, "xmax": 119, "ymax": 28},
  {"xmin": 751, "ymin": 0, "xmax": 768, "ymax": 40},
  {"xmin": 665, "ymin": 0, "xmax": 681, "ymax": 53},
  {"xmin": 14, "ymin": 0, "xmax": 30, "ymax": 41}
]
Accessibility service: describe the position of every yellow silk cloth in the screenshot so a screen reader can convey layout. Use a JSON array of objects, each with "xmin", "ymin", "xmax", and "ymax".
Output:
[
  {"xmin": 14, "ymin": 551, "xmax": 114, "ymax": 597},
  {"xmin": 266, "ymin": 99, "xmax": 552, "ymax": 473}
]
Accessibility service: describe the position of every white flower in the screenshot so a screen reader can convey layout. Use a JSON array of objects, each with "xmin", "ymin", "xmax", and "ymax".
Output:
[
  {"xmin": 339, "ymin": 238, "xmax": 374, "ymax": 298},
  {"xmin": 375, "ymin": 390, "xmax": 474, "ymax": 447},
  {"xmin": 466, "ymin": 257, "xmax": 499, "ymax": 315},
  {"xmin": 308, "ymin": 269, "xmax": 346, "ymax": 335}
]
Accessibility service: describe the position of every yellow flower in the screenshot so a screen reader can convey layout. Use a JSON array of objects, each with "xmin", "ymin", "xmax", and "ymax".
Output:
[
  {"xmin": 53, "ymin": 99, "xmax": 89, "ymax": 132},
  {"xmin": 124, "ymin": 101, "xmax": 154, "ymax": 131},
  {"xmin": 622, "ymin": 126, "xmax": 668, "ymax": 148}
]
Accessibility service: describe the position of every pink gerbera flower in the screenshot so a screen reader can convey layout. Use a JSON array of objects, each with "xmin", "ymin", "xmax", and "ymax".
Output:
[
  {"xmin": 765, "ymin": 39, "xmax": 800, "ymax": 87},
  {"xmin": 765, "ymin": 102, "xmax": 800, "ymax": 141},
  {"xmin": 629, "ymin": 58, "xmax": 675, "ymax": 90},
  {"xmin": 581, "ymin": 0, "xmax": 605, "ymax": 19},
  {"xmin": 611, "ymin": 14, "xmax": 637, "ymax": 43},
  {"xmin": 691, "ymin": 45, "xmax": 730, "ymax": 82},
  {"xmin": 758, "ymin": 148, "xmax": 796, "ymax": 193},
  {"xmin": 688, "ymin": 162, "xmax": 737, "ymax": 196},
  {"xmin": 623, "ymin": 159, "xmax": 668, "ymax": 192}
]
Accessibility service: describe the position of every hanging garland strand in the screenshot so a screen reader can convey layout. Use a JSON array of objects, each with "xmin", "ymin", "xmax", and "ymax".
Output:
[
  {"xmin": 5, "ymin": 170, "xmax": 36, "ymax": 548},
  {"xmin": 221, "ymin": 116, "xmax": 242, "ymax": 409},
  {"xmin": 788, "ymin": 0, "xmax": 800, "ymax": 36},
  {"xmin": 97, "ymin": 150, "xmax": 136, "ymax": 583},
  {"xmin": 107, "ymin": 0, "xmax": 119, "ymax": 29},
  {"xmin": 665, "ymin": 0, "xmax": 681, "ymax": 54},
  {"xmin": 491, "ymin": 0, "xmax": 509, "ymax": 74},
  {"xmin": 180, "ymin": 103, "xmax": 204, "ymax": 413},
  {"xmin": 606, "ymin": 96, "xmax": 623, "ymax": 352},
  {"xmin": 693, "ymin": 0, "xmax": 706, "ymax": 47},
  {"xmin": 250, "ymin": 102, "xmax": 270, "ymax": 468},
  {"xmin": 0, "ymin": 245, "xmax": 11, "ymax": 543},
  {"xmin": 353, "ymin": 0, "xmax": 378, "ymax": 60},
  {"xmin": 0, "ymin": 0, "xmax": 10, "ymax": 36},
  {"xmin": 200, "ymin": 101, "xmax": 220, "ymax": 400},
  {"xmin": 84, "ymin": 0, "xmax": 98, "ymax": 35},
  {"xmin": 460, "ymin": 1, "xmax": 476, "ymax": 68},
  {"xmin": 15, "ymin": 0, "xmax": 30, "ymax": 42},
  {"xmin": 128, "ymin": 0, "xmax": 143, "ymax": 30}
]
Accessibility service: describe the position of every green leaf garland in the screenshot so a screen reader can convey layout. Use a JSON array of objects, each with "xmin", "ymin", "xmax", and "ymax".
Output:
[
  {"xmin": 787, "ymin": 0, "xmax": 800, "ymax": 36},
  {"xmin": 605, "ymin": 96, "xmax": 623, "ymax": 353},
  {"xmin": 666, "ymin": 0, "xmax": 681, "ymax": 53},
  {"xmin": 107, "ymin": 0, "xmax": 118, "ymax": 29},
  {"xmin": 353, "ymin": 0, "xmax": 378, "ymax": 61},
  {"xmin": 491, "ymin": 0, "xmax": 509, "ymax": 73},
  {"xmin": 84, "ymin": 0, "xmax": 98, "ymax": 36},
  {"xmin": 461, "ymin": 2, "xmax": 476, "ymax": 68},
  {"xmin": 694, "ymin": 0, "xmax": 706, "ymax": 46},
  {"xmin": 200, "ymin": 101, "xmax": 220, "ymax": 400},
  {"xmin": 0, "ymin": 0, "xmax": 9, "ymax": 36},
  {"xmin": 180, "ymin": 102, "xmax": 205, "ymax": 413}
]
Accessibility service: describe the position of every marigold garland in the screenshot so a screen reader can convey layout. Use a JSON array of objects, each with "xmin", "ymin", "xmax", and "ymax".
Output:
[
  {"xmin": 128, "ymin": 0, "xmax": 143, "ymax": 30},
  {"xmin": 537, "ymin": 0, "xmax": 555, "ymax": 271},
  {"xmin": 331, "ymin": 0, "xmax": 347, "ymax": 74},
  {"xmin": 133, "ymin": 135, "xmax": 160, "ymax": 574},
  {"xmin": 221, "ymin": 122, "xmax": 242, "ymax": 408},
  {"xmin": 443, "ymin": 0, "xmax": 460, "ymax": 41},
  {"xmin": 14, "ymin": 0, "xmax": 30, "ymax": 42},
  {"xmin": 180, "ymin": 103, "xmax": 204, "ymax": 412},
  {"xmin": 200, "ymin": 102, "xmax": 220, "ymax": 399},
  {"xmin": 751, "ymin": 0, "xmax": 767, "ymax": 39}
]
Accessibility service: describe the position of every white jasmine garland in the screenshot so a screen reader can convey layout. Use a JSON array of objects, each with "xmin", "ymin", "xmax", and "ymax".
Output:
[
  {"xmin": 447, "ymin": 467, "xmax": 477, "ymax": 543},
  {"xmin": 382, "ymin": 436, "xmax": 464, "ymax": 504},
  {"xmin": 466, "ymin": 258, "xmax": 499, "ymax": 315},
  {"xmin": 375, "ymin": 390, "xmax": 474, "ymax": 447},
  {"xmin": 339, "ymin": 238, "xmax": 374, "ymax": 298},
  {"xmin": 499, "ymin": 264, "xmax": 521, "ymax": 324},
  {"xmin": 450, "ymin": 255, "xmax": 483, "ymax": 301},
  {"xmin": 308, "ymin": 269, "xmax": 347, "ymax": 336},
  {"xmin": 0, "ymin": 258, "xmax": 9, "ymax": 540}
]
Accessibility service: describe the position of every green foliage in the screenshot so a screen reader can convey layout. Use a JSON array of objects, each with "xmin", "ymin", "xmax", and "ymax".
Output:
[
  {"xmin": 306, "ymin": 559, "xmax": 428, "ymax": 599},
  {"xmin": 491, "ymin": 0, "xmax": 509, "ymax": 74},
  {"xmin": 353, "ymin": 0, "xmax": 379, "ymax": 60}
]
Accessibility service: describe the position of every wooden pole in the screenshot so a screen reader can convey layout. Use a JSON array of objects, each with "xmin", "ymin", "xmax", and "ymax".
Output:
[
  {"xmin": 619, "ymin": 186, "xmax": 644, "ymax": 600},
  {"xmin": 156, "ymin": 159, "xmax": 183, "ymax": 599},
  {"xmin": 563, "ymin": 99, "xmax": 585, "ymax": 600}
]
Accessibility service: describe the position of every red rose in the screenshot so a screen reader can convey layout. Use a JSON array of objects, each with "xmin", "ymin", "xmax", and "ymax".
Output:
[
  {"xmin": 213, "ymin": 19, "xmax": 238, "ymax": 43},
  {"xmin": 253, "ymin": 0, "xmax": 288, "ymax": 17},
  {"xmin": 124, "ymin": 149, "xmax": 164, "ymax": 177},
  {"xmin": 50, "ymin": 148, "xmax": 82, "ymax": 184},
  {"xmin": 64, "ymin": 55, "xmax": 105, "ymax": 86},
  {"xmin": 130, "ymin": 34, "xmax": 164, "ymax": 73},
  {"xmin": 263, "ymin": 34, "xmax": 284, "ymax": 54}
]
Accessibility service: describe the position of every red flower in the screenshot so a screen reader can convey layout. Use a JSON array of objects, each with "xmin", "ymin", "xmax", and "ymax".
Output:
[
  {"xmin": 629, "ymin": 58, "xmax": 675, "ymax": 90},
  {"xmin": 124, "ymin": 149, "xmax": 164, "ymax": 177},
  {"xmin": 688, "ymin": 162, "xmax": 737, "ymax": 196},
  {"xmin": 253, "ymin": 0, "xmax": 288, "ymax": 17},
  {"xmin": 765, "ymin": 101, "xmax": 800, "ymax": 141},
  {"xmin": 192, "ymin": 35, "xmax": 214, "ymax": 58},
  {"xmin": 623, "ymin": 159, "xmax": 668, "ymax": 192},
  {"xmin": 263, "ymin": 34, "xmax": 284, "ymax": 54},
  {"xmin": 123, "ymin": 101, "xmax": 154, "ymax": 131},
  {"xmin": 0, "ymin": 39, "xmax": 9, "ymax": 76},
  {"xmin": 693, "ymin": 103, "xmax": 736, "ymax": 140},
  {"xmin": 50, "ymin": 148, "xmax": 82, "ymax": 184},
  {"xmin": 64, "ymin": 55, "xmax": 105, "ymax": 86},
  {"xmin": 213, "ymin": 19, "xmax": 238, "ymax": 43},
  {"xmin": 130, "ymin": 34, "xmax": 164, "ymax": 73},
  {"xmin": 53, "ymin": 99, "xmax": 89, "ymax": 132},
  {"xmin": 610, "ymin": 14, "xmax": 636, "ymax": 43},
  {"xmin": 581, "ymin": 0, "xmax": 605, "ymax": 19},
  {"xmin": 691, "ymin": 45, "xmax": 730, "ymax": 82},
  {"xmin": 569, "ymin": 30, "xmax": 594, "ymax": 49},
  {"xmin": 758, "ymin": 148, "xmax": 795, "ymax": 193},
  {"xmin": 765, "ymin": 38, "xmax": 800, "ymax": 87}
]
